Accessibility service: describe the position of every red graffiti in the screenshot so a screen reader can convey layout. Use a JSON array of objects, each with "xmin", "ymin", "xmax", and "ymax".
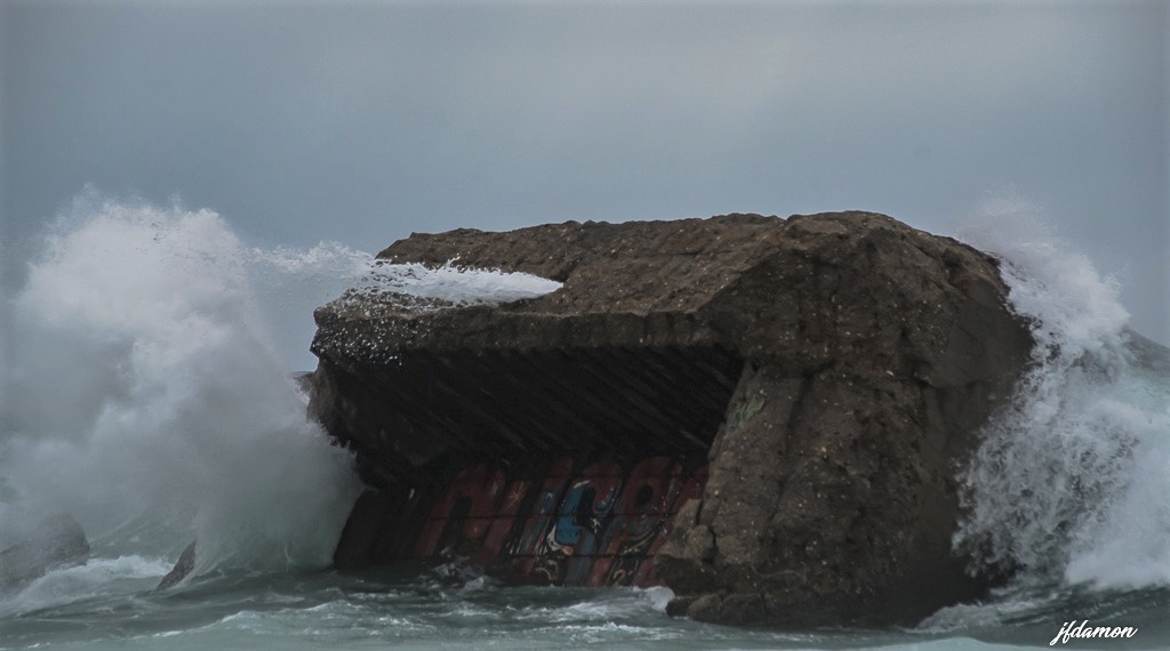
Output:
[{"xmin": 411, "ymin": 456, "xmax": 708, "ymax": 587}]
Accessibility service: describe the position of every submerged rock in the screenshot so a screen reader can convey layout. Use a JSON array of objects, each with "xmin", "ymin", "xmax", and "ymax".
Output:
[
  {"xmin": 309, "ymin": 212, "xmax": 1033, "ymax": 627},
  {"xmin": 0, "ymin": 513, "xmax": 90, "ymax": 588},
  {"xmin": 157, "ymin": 541, "xmax": 196, "ymax": 590}
]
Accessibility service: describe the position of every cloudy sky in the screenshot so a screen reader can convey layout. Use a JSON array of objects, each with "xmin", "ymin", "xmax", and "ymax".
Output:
[{"xmin": 3, "ymin": 1, "xmax": 1168, "ymax": 342}]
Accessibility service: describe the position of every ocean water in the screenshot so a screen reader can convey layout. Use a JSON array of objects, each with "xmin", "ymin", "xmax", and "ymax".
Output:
[{"xmin": 2, "ymin": 197, "xmax": 1168, "ymax": 650}]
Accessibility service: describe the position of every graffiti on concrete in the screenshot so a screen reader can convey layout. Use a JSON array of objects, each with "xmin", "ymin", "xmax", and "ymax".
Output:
[{"xmin": 413, "ymin": 456, "xmax": 708, "ymax": 587}]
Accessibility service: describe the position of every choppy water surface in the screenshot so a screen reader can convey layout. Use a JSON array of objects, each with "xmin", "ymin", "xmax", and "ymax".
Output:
[{"xmin": 9, "ymin": 561, "xmax": 1165, "ymax": 651}]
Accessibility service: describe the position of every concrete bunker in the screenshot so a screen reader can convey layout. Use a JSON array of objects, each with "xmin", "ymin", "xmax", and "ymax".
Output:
[{"xmin": 308, "ymin": 213, "xmax": 1035, "ymax": 625}]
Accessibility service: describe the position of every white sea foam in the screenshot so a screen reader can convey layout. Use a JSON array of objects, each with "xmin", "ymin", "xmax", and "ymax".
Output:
[
  {"xmin": 955, "ymin": 198, "xmax": 1170, "ymax": 590},
  {"xmin": 636, "ymin": 585, "xmax": 675, "ymax": 613},
  {"xmin": 0, "ymin": 193, "xmax": 565, "ymax": 617},
  {"xmin": 0, "ymin": 555, "xmax": 172, "ymax": 616},
  {"xmin": 0, "ymin": 195, "xmax": 362, "ymax": 580},
  {"xmin": 363, "ymin": 260, "xmax": 563, "ymax": 305}
]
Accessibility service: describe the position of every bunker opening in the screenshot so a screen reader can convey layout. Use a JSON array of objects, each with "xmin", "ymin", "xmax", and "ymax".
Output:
[{"xmin": 324, "ymin": 344, "xmax": 743, "ymax": 587}]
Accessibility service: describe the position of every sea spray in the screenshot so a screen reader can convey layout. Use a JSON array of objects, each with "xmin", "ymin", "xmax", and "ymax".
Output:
[
  {"xmin": 0, "ymin": 196, "xmax": 363, "ymax": 576},
  {"xmin": 0, "ymin": 555, "xmax": 174, "ymax": 617},
  {"xmin": 0, "ymin": 193, "xmax": 563, "ymax": 594},
  {"xmin": 955, "ymin": 199, "xmax": 1170, "ymax": 590}
]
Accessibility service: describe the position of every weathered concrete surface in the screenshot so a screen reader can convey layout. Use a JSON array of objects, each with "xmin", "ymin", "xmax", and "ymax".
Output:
[{"xmin": 309, "ymin": 212, "xmax": 1033, "ymax": 627}]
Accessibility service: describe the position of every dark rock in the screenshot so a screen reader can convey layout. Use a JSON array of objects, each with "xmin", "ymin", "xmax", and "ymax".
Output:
[
  {"xmin": 308, "ymin": 212, "xmax": 1033, "ymax": 627},
  {"xmin": 157, "ymin": 541, "xmax": 197, "ymax": 590},
  {"xmin": 664, "ymin": 594, "xmax": 696, "ymax": 617},
  {"xmin": 292, "ymin": 371, "xmax": 316, "ymax": 396},
  {"xmin": 1126, "ymin": 329, "xmax": 1170, "ymax": 374},
  {"xmin": 0, "ymin": 513, "xmax": 89, "ymax": 588},
  {"xmin": 686, "ymin": 593, "xmax": 726, "ymax": 621}
]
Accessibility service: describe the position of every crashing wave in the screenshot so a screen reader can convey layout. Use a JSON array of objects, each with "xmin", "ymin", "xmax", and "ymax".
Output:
[{"xmin": 956, "ymin": 203, "xmax": 1170, "ymax": 590}]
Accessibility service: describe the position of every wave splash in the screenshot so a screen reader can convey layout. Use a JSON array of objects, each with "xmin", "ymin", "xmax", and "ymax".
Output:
[
  {"xmin": 955, "ymin": 199, "xmax": 1170, "ymax": 591},
  {"xmin": 0, "ymin": 194, "xmax": 566, "ymax": 617},
  {"xmin": 0, "ymin": 196, "xmax": 364, "ymax": 583},
  {"xmin": 0, "ymin": 555, "xmax": 174, "ymax": 617}
]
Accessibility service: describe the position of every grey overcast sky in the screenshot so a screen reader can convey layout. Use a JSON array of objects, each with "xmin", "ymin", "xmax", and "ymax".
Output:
[{"xmin": 2, "ymin": 1, "xmax": 1168, "ymax": 341}]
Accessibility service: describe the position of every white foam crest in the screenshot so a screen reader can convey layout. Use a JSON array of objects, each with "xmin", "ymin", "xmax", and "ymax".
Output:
[
  {"xmin": 246, "ymin": 243, "xmax": 561, "ymax": 307},
  {"xmin": 635, "ymin": 585, "xmax": 675, "ymax": 613},
  {"xmin": 510, "ymin": 587, "xmax": 674, "ymax": 623},
  {"xmin": 955, "ymin": 197, "xmax": 1170, "ymax": 589},
  {"xmin": 361, "ymin": 260, "xmax": 563, "ymax": 305},
  {"xmin": 0, "ymin": 195, "xmax": 361, "ymax": 576},
  {"xmin": 0, "ymin": 555, "xmax": 172, "ymax": 616},
  {"xmin": 249, "ymin": 244, "xmax": 561, "ymax": 366}
]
